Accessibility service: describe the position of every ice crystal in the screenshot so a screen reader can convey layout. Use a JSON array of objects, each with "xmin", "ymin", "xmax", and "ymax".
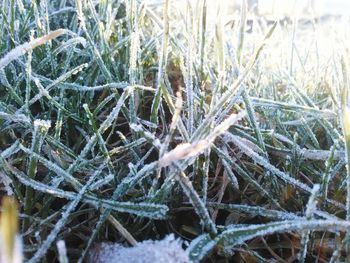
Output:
[{"xmin": 87, "ymin": 234, "xmax": 189, "ymax": 263}]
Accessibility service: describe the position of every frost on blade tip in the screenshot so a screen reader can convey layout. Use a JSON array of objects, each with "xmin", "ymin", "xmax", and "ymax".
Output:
[
  {"xmin": 187, "ymin": 234, "xmax": 216, "ymax": 263},
  {"xmin": 305, "ymin": 184, "xmax": 320, "ymax": 218},
  {"xmin": 159, "ymin": 140, "xmax": 208, "ymax": 167},
  {"xmin": 56, "ymin": 240, "xmax": 68, "ymax": 263},
  {"xmin": 129, "ymin": 124, "xmax": 162, "ymax": 148},
  {"xmin": 298, "ymin": 184, "xmax": 320, "ymax": 263},
  {"xmin": 86, "ymin": 234, "xmax": 189, "ymax": 263}
]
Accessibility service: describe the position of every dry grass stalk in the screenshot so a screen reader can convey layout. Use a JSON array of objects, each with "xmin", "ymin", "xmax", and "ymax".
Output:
[{"xmin": 0, "ymin": 29, "xmax": 66, "ymax": 70}]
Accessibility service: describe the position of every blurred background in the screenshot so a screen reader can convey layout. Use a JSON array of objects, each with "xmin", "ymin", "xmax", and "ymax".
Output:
[
  {"xmin": 247, "ymin": 0, "xmax": 350, "ymax": 17},
  {"xmin": 148, "ymin": 0, "xmax": 350, "ymax": 19}
]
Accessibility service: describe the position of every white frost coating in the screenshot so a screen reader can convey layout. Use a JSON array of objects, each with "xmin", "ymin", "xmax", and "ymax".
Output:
[
  {"xmin": 61, "ymin": 82, "xmax": 130, "ymax": 91},
  {"xmin": 129, "ymin": 123, "xmax": 162, "ymax": 148},
  {"xmin": 160, "ymin": 91, "xmax": 183, "ymax": 156},
  {"xmin": 227, "ymin": 133, "xmax": 313, "ymax": 193},
  {"xmin": 53, "ymin": 37, "xmax": 87, "ymax": 55},
  {"xmin": 220, "ymin": 219, "xmax": 350, "ymax": 248},
  {"xmin": 29, "ymin": 161, "xmax": 107, "ymax": 263},
  {"xmin": 159, "ymin": 140, "xmax": 208, "ymax": 167},
  {"xmin": 207, "ymin": 202, "xmax": 301, "ymax": 220},
  {"xmin": 183, "ymin": 34, "xmax": 194, "ymax": 135},
  {"xmin": 0, "ymin": 112, "xmax": 31, "ymax": 124},
  {"xmin": 0, "ymin": 140, "xmax": 21, "ymax": 158},
  {"xmin": 33, "ymin": 119, "xmax": 51, "ymax": 132},
  {"xmin": 222, "ymin": 159, "xmax": 239, "ymax": 189},
  {"xmin": 64, "ymin": 87, "xmax": 130, "ymax": 175},
  {"xmin": 187, "ymin": 234, "xmax": 216, "ymax": 263},
  {"xmin": 56, "ymin": 240, "xmax": 68, "ymax": 263},
  {"xmin": 129, "ymin": 123, "xmax": 143, "ymax": 132},
  {"xmin": 0, "ymin": 171, "xmax": 13, "ymax": 195},
  {"xmin": 12, "ymin": 160, "xmax": 168, "ymax": 219},
  {"xmin": 160, "ymin": 111, "xmax": 246, "ymax": 168},
  {"xmin": 177, "ymin": 172, "xmax": 217, "ymax": 235},
  {"xmin": 305, "ymin": 184, "xmax": 320, "ymax": 218},
  {"xmin": 87, "ymin": 234, "xmax": 189, "ymax": 263},
  {"xmin": 99, "ymin": 87, "xmax": 131, "ymax": 133},
  {"xmin": 15, "ymin": 63, "xmax": 89, "ymax": 116},
  {"xmin": 129, "ymin": 31, "xmax": 140, "ymax": 78},
  {"xmin": 343, "ymin": 106, "xmax": 350, "ymax": 221},
  {"xmin": 222, "ymin": 133, "xmax": 262, "ymax": 154},
  {"xmin": 89, "ymin": 174, "xmax": 114, "ymax": 190},
  {"xmin": 207, "ymin": 110, "xmax": 246, "ymax": 142},
  {"xmin": 0, "ymin": 29, "xmax": 66, "ymax": 70},
  {"xmin": 298, "ymin": 184, "xmax": 320, "ymax": 262}
]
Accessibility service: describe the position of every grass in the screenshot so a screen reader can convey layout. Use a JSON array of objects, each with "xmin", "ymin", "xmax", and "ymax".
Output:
[{"xmin": 0, "ymin": 0, "xmax": 350, "ymax": 262}]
